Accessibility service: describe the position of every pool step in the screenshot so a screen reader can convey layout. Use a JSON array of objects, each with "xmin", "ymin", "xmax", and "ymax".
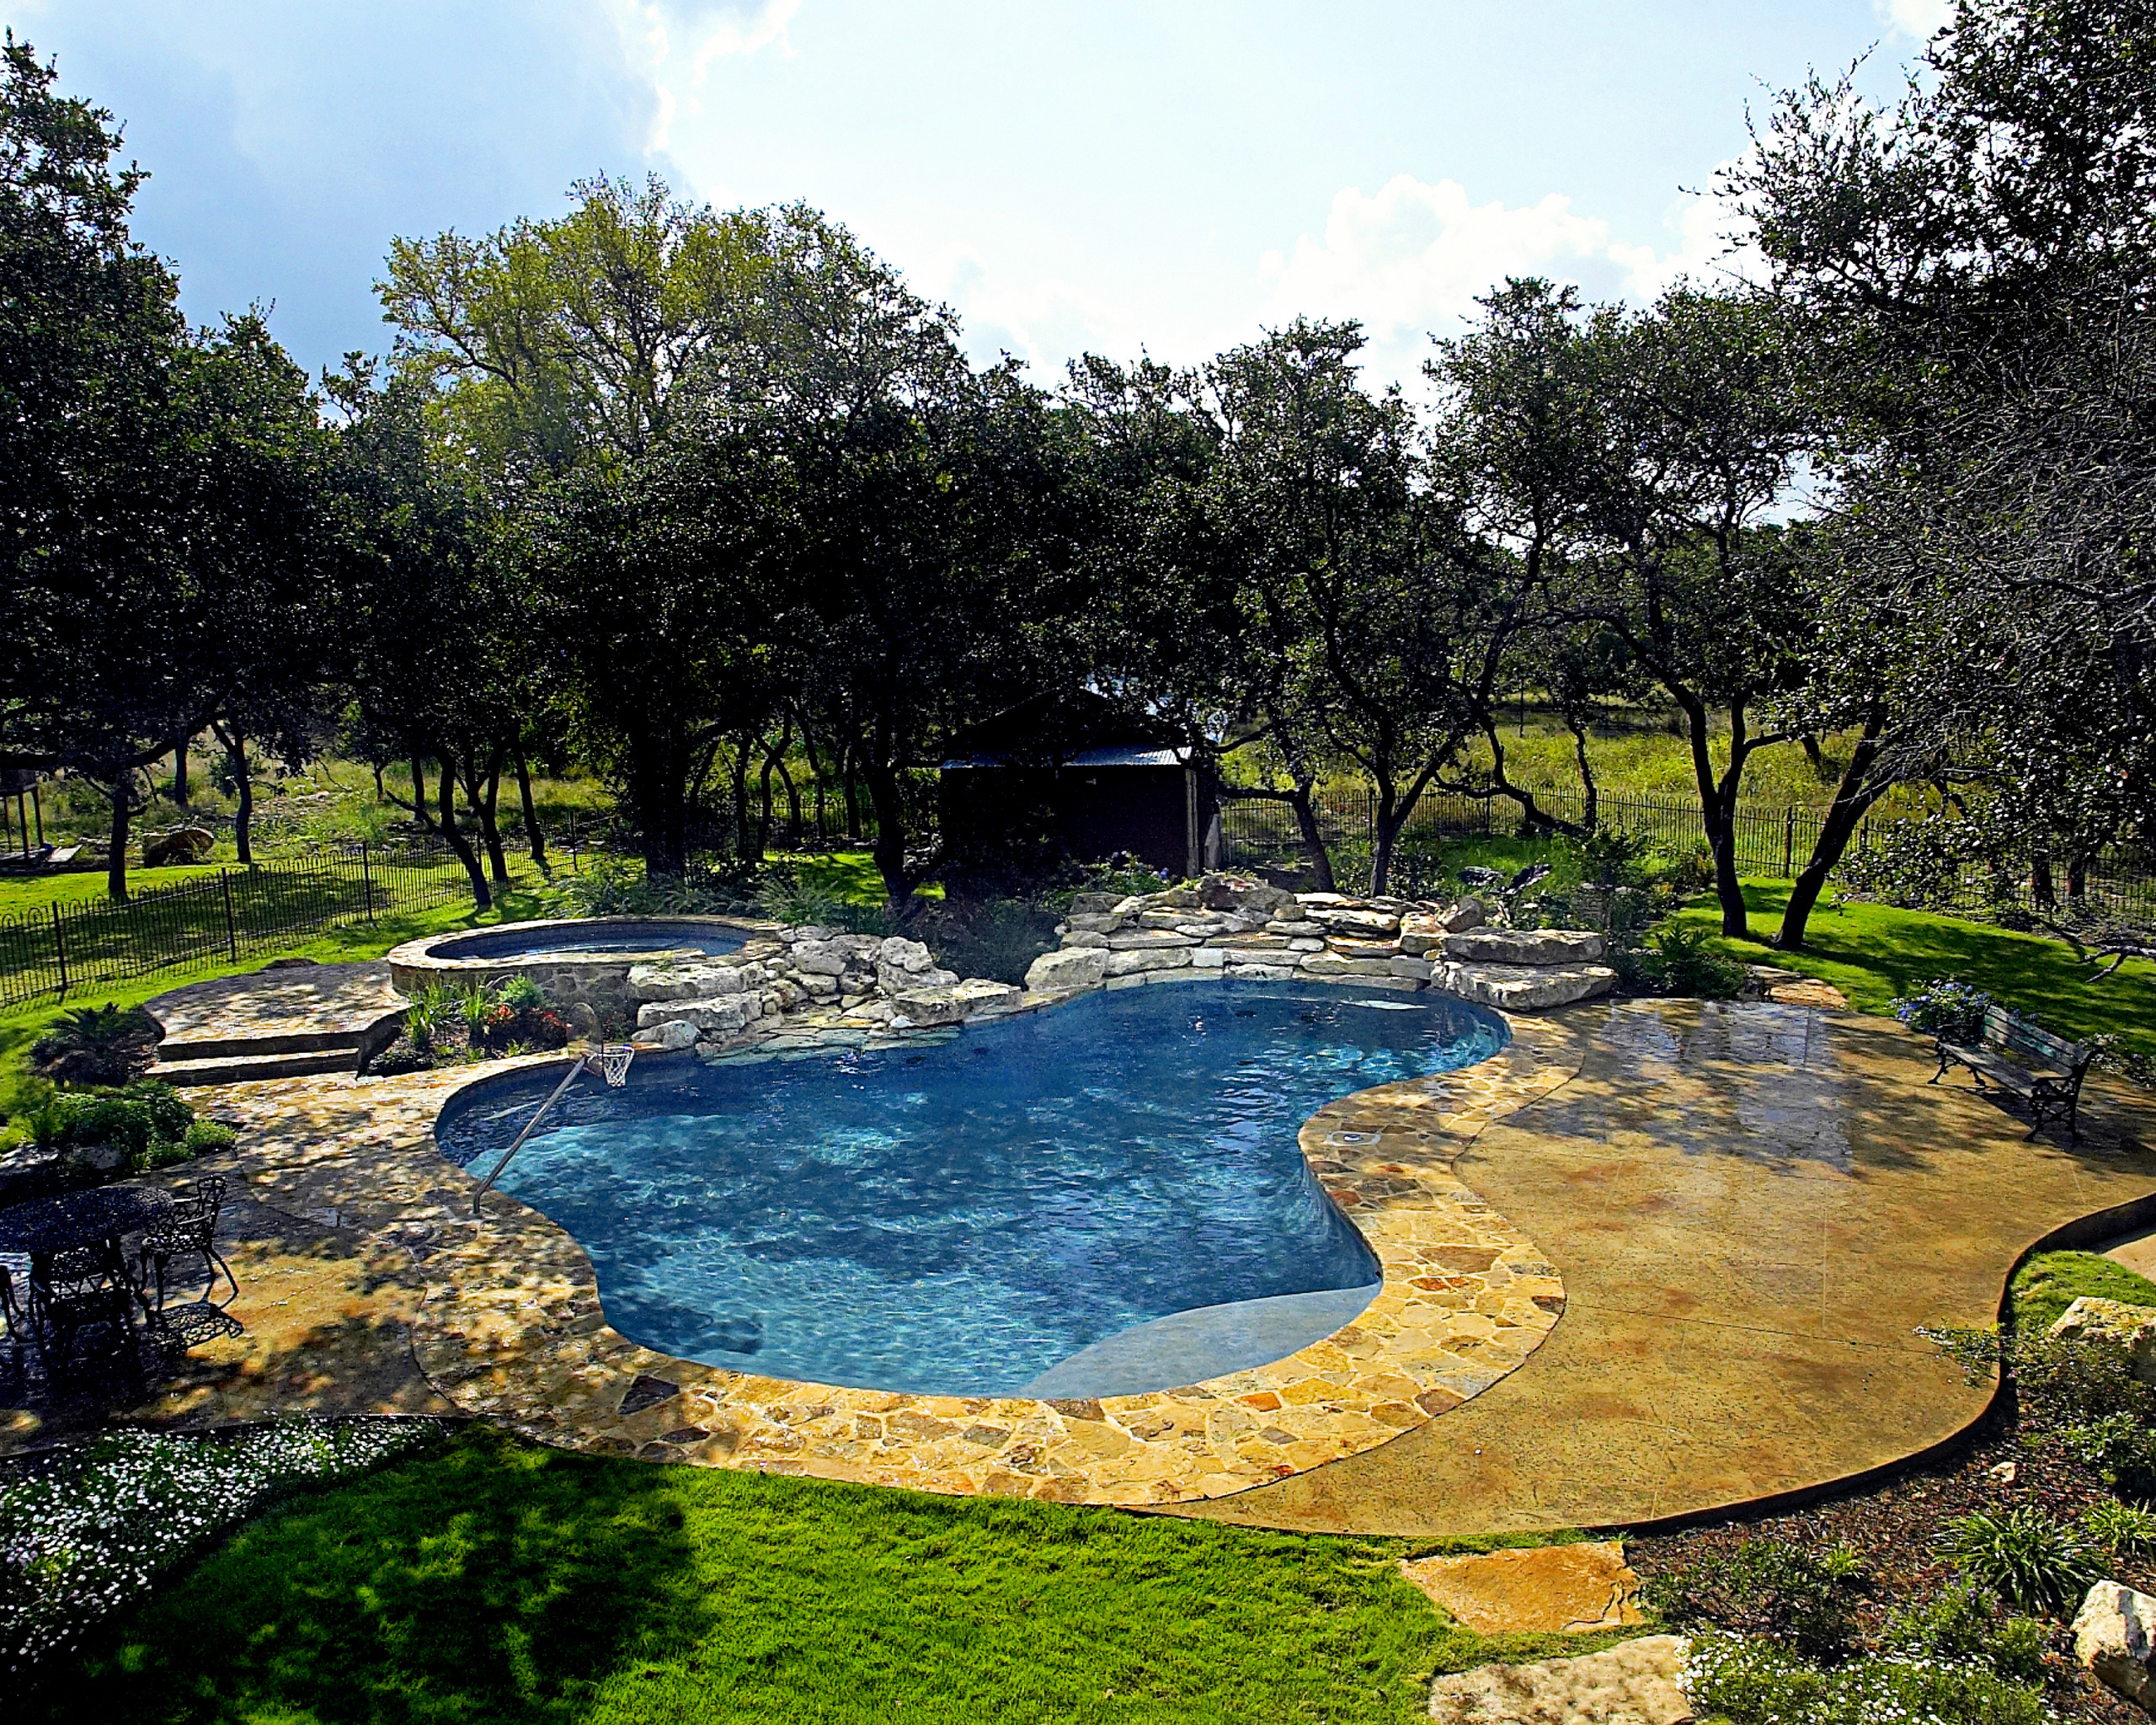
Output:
[{"xmin": 152, "ymin": 1046, "xmax": 365, "ymax": 1087}]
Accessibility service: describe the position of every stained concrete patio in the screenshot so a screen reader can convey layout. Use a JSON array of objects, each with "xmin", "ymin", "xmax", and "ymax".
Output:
[{"xmin": 7, "ymin": 995, "xmax": 2153, "ymax": 1536}]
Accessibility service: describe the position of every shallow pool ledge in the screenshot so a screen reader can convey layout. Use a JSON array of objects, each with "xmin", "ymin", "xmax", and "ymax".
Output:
[{"xmin": 392, "ymin": 1012, "xmax": 1579, "ymax": 1509}]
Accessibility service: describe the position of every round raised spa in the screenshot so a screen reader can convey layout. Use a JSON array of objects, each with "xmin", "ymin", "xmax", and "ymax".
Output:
[
  {"xmin": 436, "ymin": 980, "xmax": 1509, "ymax": 1399},
  {"xmin": 388, "ymin": 916, "xmax": 766, "ymax": 1018}
]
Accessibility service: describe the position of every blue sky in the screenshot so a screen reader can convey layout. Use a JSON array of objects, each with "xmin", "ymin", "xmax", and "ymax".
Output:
[{"xmin": 6, "ymin": 1, "xmax": 1942, "ymax": 392}]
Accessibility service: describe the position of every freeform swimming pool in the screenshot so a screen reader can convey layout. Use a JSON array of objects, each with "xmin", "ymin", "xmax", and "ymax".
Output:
[{"xmin": 437, "ymin": 980, "xmax": 1509, "ymax": 1398}]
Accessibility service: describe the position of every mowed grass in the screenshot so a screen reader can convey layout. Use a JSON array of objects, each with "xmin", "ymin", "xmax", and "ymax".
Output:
[
  {"xmin": 1675, "ymin": 880, "xmax": 2156, "ymax": 1061},
  {"xmin": 2010, "ymin": 1251, "xmax": 2156, "ymax": 1332},
  {"xmin": 22, "ymin": 1424, "xmax": 1624, "ymax": 1725}
]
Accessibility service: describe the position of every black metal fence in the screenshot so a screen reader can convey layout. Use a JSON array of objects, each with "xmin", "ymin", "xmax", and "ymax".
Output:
[
  {"xmin": 0, "ymin": 841, "xmax": 473, "ymax": 1010},
  {"xmin": 1220, "ymin": 783, "xmax": 2156, "ymax": 925}
]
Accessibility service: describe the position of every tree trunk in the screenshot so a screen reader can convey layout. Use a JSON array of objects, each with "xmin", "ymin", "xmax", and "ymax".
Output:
[
  {"xmin": 435, "ymin": 757, "xmax": 492, "ymax": 911},
  {"xmin": 1679, "ymin": 697, "xmax": 1750, "ymax": 938},
  {"xmin": 172, "ymin": 734, "xmax": 190, "ymax": 809},
  {"xmin": 843, "ymin": 741, "xmax": 861, "ymax": 841},
  {"xmin": 1285, "ymin": 782, "xmax": 1335, "ymax": 893},
  {"xmin": 1368, "ymin": 764, "xmax": 1439, "ymax": 897},
  {"xmin": 862, "ymin": 753, "xmax": 915, "ymax": 911},
  {"xmin": 1777, "ymin": 719, "xmax": 1886, "ymax": 950},
  {"xmin": 514, "ymin": 745, "xmax": 548, "ymax": 873},
  {"xmin": 106, "ymin": 777, "xmax": 131, "ymax": 901},
  {"xmin": 476, "ymin": 751, "xmax": 510, "ymax": 887},
  {"xmin": 2031, "ymin": 851, "xmax": 2057, "ymax": 911},
  {"xmin": 623, "ymin": 727, "xmax": 689, "ymax": 878}
]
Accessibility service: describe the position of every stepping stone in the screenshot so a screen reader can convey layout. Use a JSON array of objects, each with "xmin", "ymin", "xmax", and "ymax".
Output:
[
  {"xmin": 1401, "ymin": 1541, "xmax": 1646, "ymax": 1634},
  {"xmin": 1427, "ymin": 1633, "xmax": 1693, "ymax": 1725}
]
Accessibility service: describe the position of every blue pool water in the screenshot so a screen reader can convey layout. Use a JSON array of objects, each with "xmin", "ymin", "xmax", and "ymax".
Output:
[
  {"xmin": 434, "ymin": 918, "xmax": 745, "ymax": 961},
  {"xmin": 436, "ymin": 980, "xmax": 1508, "ymax": 1397}
]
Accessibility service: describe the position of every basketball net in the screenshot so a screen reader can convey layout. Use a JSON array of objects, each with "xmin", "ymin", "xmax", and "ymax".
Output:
[{"xmin": 592, "ymin": 1044, "xmax": 634, "ymax": 1088}]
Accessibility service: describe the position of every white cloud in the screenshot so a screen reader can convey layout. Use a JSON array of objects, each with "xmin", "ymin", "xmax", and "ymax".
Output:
[
  {"xmin": 603, "ymin": 0, "xmax": 799, "ymax": 152},
  {"xmin": 1259, "ymin": 170, "xmax": 1754, "ymax": 358},
  {"xmin": 1876, "ymin": 0, "xmax": 1952, "ymax": 40}
]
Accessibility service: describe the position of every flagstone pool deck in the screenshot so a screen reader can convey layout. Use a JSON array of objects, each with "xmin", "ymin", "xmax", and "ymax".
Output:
[{"xmin": 8, "ymin": 995, "xmax": 2155, "ymax": 1535}]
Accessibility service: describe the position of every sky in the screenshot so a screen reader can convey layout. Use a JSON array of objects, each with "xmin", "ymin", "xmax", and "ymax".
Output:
[{"xmin": 5, "ymin": 0, "xmax": 1947, "ymax": 395}]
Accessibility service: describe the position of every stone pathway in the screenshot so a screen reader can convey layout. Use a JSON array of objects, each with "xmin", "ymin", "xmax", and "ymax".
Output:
[
  {"xmin": 1427, "ymin": 1636, "xmax": 1694, "ymax": 1725},
  {"xmin": 1400, "ymin": 1541, "xmax": 1645, "ymax": 1635}
]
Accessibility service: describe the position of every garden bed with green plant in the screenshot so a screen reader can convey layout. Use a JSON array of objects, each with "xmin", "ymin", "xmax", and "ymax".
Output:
[
  {"xmin": 368, "ymin": 974, "xmax": 573, "ymax": 1075},
  {"xmin": 1628, "ymin": 1250, "xmax": 2156, "ymax": 1722}
]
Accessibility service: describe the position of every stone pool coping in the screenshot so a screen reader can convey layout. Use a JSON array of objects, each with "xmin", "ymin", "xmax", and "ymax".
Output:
[
  {"xmin": 386, "ymin": 915, "xmax": 781, "ymax": 1017},
  {"xmin": 196, "ymin": 1006, "xmax": 1578, "ymax": 1507}
]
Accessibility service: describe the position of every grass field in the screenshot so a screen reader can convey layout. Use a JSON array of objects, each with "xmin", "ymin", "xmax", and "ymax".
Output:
[
  {"xmin": 22, "ymin": 1423, "xmax": 1624, "ymax": 1725},
  {"xmin": 1674, "ymin": 881, "xmax": 2156, "ymax": 1061}
]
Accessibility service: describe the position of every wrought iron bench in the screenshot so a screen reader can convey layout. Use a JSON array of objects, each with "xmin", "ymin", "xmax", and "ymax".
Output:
[{"xmin": 1929, "ymin": 1004, "xmax": 2094, "ymax": 1142}]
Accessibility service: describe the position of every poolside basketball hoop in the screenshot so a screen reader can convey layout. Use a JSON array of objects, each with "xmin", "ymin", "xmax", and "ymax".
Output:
[
  {"xmin": 472, "ymin": 1042, "xmax": 637, "ymax": 1215},
  {"xmin": 593, "ymin": 1044, "xmax": 634, "ymax": 1087}
]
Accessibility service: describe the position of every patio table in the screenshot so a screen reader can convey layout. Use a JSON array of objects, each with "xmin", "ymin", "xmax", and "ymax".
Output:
[{"xmin": 0, "ymin": 1183, "xmax": 173, "ymax": 1255}]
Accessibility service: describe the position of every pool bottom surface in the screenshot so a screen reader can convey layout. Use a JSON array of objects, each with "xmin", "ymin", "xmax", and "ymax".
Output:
[{"xmin": 437, "ymin": 982, "xmax": 1508, "ymax": 1398}]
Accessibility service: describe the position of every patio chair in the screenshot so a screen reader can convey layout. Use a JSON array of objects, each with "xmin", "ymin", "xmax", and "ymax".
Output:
[
  {"xmin": 29, "ymin": 1241, "xmax": 142, "ymax": 1384},
  {"xmin": 139, "ymin": 1177, "xmax": 237, "ymax": 1309}
]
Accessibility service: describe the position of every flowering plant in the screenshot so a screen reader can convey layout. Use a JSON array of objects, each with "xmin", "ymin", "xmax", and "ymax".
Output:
[{"xmin": 1891, "ymin": 979, "xmax": 1993, "ymax": 1044}]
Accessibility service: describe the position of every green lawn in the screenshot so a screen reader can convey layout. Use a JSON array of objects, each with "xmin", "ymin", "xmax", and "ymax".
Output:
[
  {"xmin": 0, "ymin": 865, "xmax": 232, "ymax": 914},
  {"xmin": 25, "ymin": 1424, "xmax": 1625, "ymax": 1725},
  {"xmin": 1675, "ymin": 881, "xmax": 2156, "ymax": 1061},
  {"xmin": 0, "ymin": 866, "xmax": 562, "ymax": 1105}
]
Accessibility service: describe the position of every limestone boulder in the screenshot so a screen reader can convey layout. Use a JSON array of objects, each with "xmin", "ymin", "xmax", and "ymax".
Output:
[
  {"xmin": 1438, "ymin": 960, "xmax": 1615, "ymax": 1012},
  {"xmin": 790, "ymin": 940, "xmax": 851, "ymax": 977},
  {"xmin": 627, "ymin": 960, "xmax": 745, "ymax": 1002},
  {"xmin": 1060, "ymin": 929, "xmax": 1112, "ymax": 948},
  {"xmin": 1105, "ymin": 929, "xmax": 1198, "ymax": 950},
  {"xmin": 636, "ymin": 994, "xmax": 760, "ymax": 1036},
  {"xmin": 1066, "ymin": 890, "xmax": 1127, "ymax": 916},
  {"xmin": 2052, "ymin": 1297, "xmax": 2156, "ymax": 1385},
  {"xmin": 1443, "ymin": 928, "xmax": 1608, "ymax": 965},
  {"xmin": 1103, "ymin": 946, "xmax": 1193, "ymax": 977},
  {"xmin": 1191, "ymin": 947, "xmax": 1226, "ymax": 969},
  {"xmin": 1390, "ymin": 955, "xmax": 1433, "ymax": 981},
  {"xmin": 1025, "ymin": 946, "xmax": 1108, "ymax": 992},
  {"xmin": 2075, "ymin": 1582, "xmax": 2156, "ymax": 1712},
  {"xmin": 1426, "ymin": 1635, "xmax": 1693, "ymax": 1725},
  {"xmin": 878, "ymin": 959, "xmax": 958, "ymax": 995},
  {"xmin": 891, "ymin": 987, "xmax": 968, "ymax": 1028},
  {"xmin": 1299, "ymin": 953, "xmax": 1399, "ymax": 978},
  {"xmin": 1308, "ymin": 906, "xmax": 1402, "ymax": 937},
  {"xmin": 1398, "ymin": 913, "xmax": 1450, "ymax": 957},
  {"xmin": 951, "ymin": 980, "xmax": 1023, "ymax": 1018},
  {"xmin": 1064, "ymin": 912, "xmax": 1126, "ymax": 934},
  {"xmin": 1438, "ymin": 896, "xmax": 1486, "ymax": 933},
  {"xmin": 630, "ymin": 1017, "xmax": 702, "ymax": 1051},
  {"xmin": 878, "ymin": 936, "xmax": 937, "ymax": 974}
]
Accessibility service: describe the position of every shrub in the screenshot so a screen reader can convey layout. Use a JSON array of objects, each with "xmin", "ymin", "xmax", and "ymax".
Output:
[
  {"xmin": 27, "ymin": 1080, "xmax": 193, "ymax": 1158},
  {"xmin": 2081, "ymin": 1498, "xmax": 2156, "ymax": 1557},
  {"xmin": 1682, "ymin": 1632, "xmax": 2044, "ymax": 1725},
  {"xmin": 1881, "ymin": 1581, "xmax": 2048, "ymax": 1682},
  {"xmin": 498, "ymin": 974, "xmax": 546, "ymax": 1012},
  {"xmin": 1641, "ymin": 1536, "xmax": 1859, "ymax": 1656},
  {"xmin": 1615, "ymin": 923, "xmax": 1747, "ymax": 1000},
  {"xmin": 182, "ymin": 1119, "xmax": 237, "ymax": 1156},
  {"xmin": 1891, "ymin": 979, "xmax": 1993, "ymax": 1044},
  {"xmin": 1943, "ymin": 1508, "xmax": 2100, "ymax": 1613},
  {"xmin": 30, "ymin": 1004, "xmax": 161, "ymax": 1087},
  {"xmin": 912, "ymin": 899, "xmax": 1059, "ymax": 987}
]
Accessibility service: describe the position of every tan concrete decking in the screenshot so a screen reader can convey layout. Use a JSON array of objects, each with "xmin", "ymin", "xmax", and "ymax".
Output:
[
  {"xmin": 8, "ymin": 996, "xmax": 2153, "ymax": 1536},
  {"xmin": 1178, "ymin": 1000, "xmax": 2156, "ymax": 1536}
]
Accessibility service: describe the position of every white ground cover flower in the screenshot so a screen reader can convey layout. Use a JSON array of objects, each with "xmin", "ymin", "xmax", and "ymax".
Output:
[{"xmin": 1, "ymin": 1417, "xmax": 444, "ymax": 1675}]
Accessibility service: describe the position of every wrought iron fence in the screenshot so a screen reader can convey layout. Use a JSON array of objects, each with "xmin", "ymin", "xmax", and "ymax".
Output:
[
  {"xmin": 0, "ymin": 841, "xmax": 473, "ymax": 1011},
  {"xmin": 1219, "ymin": 783, "xmax": 2156, "ymax": 926}
]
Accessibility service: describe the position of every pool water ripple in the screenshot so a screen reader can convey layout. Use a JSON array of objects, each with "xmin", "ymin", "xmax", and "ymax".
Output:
[{"xmin": 436, "ymin": 980, "xmax": 1508, "ymax": 1397}]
